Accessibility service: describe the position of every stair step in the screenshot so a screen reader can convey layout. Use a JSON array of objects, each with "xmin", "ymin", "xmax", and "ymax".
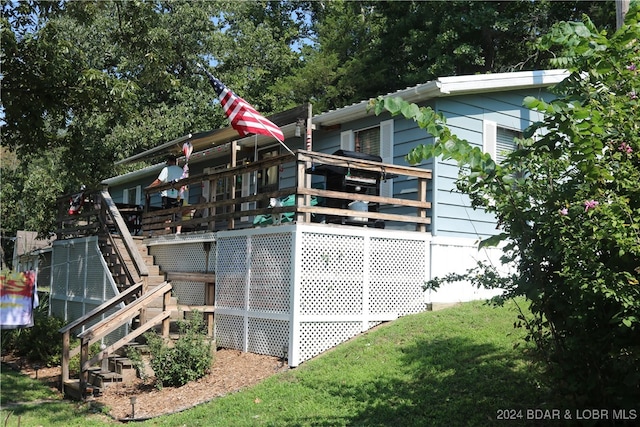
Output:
[
  {"xmin": 108, "ymin": 357, "xmax": 137, "ymax": 382},
  {"xmin": 120, "ymin": 342, "xmax": 150, "ymax": 356},
  {"xmin": 63, "ymin": 379, "xmax": 103, "ymax": 399},
  {"xmin": 92, "ymin": 371, "xmax": 124, "ymax": 388}
]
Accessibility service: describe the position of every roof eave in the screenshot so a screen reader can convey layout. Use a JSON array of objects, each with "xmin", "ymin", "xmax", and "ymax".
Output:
[{"xmin": 312, "ymin": 69, "xmax": 569, "ymax": 128}]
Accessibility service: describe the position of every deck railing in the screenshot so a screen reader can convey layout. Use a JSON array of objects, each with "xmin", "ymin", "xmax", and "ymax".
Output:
[
  {"xmin": 142, "ymin": 149, "xmax": 432, "ymax": 234},
  {"xmin": 55, "ymin": 189, "xmax": 148, "ymax": 283}
]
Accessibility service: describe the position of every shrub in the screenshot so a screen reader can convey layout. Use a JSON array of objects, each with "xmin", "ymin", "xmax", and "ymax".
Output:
[
  {"xmin": 373, "ymin": 5, "xmax": 640, "ymax": 407},
  {"xmin": 1, "ymin": 293, "xmax": 66, "ymax": 367},
  {"xmin": 144, "ymin": 312, "xmax": 214, "ymax": 389}
]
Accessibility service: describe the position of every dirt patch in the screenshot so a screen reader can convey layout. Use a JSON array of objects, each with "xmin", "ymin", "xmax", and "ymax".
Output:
[{"xmin": 5, "ymin": 349, "xmax": 286, "ymax": 421}]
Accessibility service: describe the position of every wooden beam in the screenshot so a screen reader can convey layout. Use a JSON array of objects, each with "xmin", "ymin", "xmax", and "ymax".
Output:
[{"xmin": 165, "ymin": 271, "xmax": 216, "ymax": 283}]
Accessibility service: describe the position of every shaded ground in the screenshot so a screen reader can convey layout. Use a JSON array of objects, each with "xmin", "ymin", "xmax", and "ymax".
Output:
[{"xmin": 6, "ymin": 349, "xmax": 286, "ymax": 421}]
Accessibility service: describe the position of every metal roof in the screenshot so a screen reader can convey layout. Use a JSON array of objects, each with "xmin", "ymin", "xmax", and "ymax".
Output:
[
  {"xmin": 313, "ymin": 69, "xmax": 569, "ymax": 127},
  {"xmin": 115, "ymin": 104, "xmax": 310, "ymax": 166}
]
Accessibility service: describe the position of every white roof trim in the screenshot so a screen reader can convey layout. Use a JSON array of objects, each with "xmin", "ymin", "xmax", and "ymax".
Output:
[{"xmin": 313, "ymin": 69, "xmax": 568, "ymax": 127}]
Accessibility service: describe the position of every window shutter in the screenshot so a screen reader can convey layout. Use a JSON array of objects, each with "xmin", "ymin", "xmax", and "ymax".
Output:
[
  {"xmin": 379, "ymin": 119, "xmax": 394, "ymax": 198},
  {"xmin": 496, "ymin": 128, "xmax": 519, "ymax": 164},
  {"xmin": 483, "ymin": 120, "xmax": 497, "ymax": 159},
  {"xmin": 122, "ymin": 189, "xmax": 129, "ymax": 205},
  {"xmin": 340, "ymin": 130, "xmax": 354, "ymax": 151}
]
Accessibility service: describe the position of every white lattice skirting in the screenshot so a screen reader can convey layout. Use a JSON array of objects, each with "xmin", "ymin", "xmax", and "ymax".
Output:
[{"xmin": 148, "ymin": 224, "xmax": 430, "ymax": 367}]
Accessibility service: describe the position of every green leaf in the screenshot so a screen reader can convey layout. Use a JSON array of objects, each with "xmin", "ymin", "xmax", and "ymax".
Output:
[{"xmin": 479, "ymin": 233, "xmax": 509, "ymax": 249}]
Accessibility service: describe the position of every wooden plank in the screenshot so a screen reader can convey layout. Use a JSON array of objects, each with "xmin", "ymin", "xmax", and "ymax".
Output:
[
  {"xmin": 165, "ymin": 271, "xmax": 216, "ymax": 283},
  {"xmin": 297, "ymin": 205, "xmax": 431, "ymax": 224},
  {"xmin": 167, "ymin": 305, "xmax": 215, "ymax": 313},
  {"xmin": 77, "ymin": 282, "xmax": 172, "ymax": 341},
  {"xmin": 297, "ymin": 149, "xmax": 433, "ymax": 179},
  {"xmin": 297, "ymin": 187, "xmax": 431, "ymax": 209},
  {"xmin": 60, "ymin": 282, "xmax": 143, "ymax": 334}
]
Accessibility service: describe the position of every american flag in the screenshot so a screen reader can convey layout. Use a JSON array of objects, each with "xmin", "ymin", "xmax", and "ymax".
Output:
[{"xmin": 202, "ymin": 70, "xmax": 284, "ymax": 142}]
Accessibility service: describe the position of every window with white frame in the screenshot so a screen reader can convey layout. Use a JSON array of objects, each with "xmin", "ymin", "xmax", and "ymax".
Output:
[
  {"xmin": 340, "ymin": 119, "xmax": 394, "ymax": 197},
  {"xmin": 483, "ymin": 120, "xmax": 522, "ymax": 164}
]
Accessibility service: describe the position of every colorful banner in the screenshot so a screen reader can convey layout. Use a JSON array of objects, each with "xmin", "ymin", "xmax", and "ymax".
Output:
[{"xmin": 0, "ymin": 269, "xmax": 39, "ymax": 329}]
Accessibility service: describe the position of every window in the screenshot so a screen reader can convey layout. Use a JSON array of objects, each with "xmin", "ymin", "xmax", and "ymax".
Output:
[
  {"xmin": 483, "ymin": 120, "xmax": 522, "ymax": 164},
  {"xmin": 340, "ymin": 119, "xmax": 394, "ymax": 197},
  {"xmin": 496, "ymin": 127, "xmax": 522, "ymax": 164},
  {"xmin": 122, "ymin": 186, "xmax": 141, "ymax": 205},
  {"xmin": 355, "ymin": 126, "xmax": 381, "ymax": 156}
]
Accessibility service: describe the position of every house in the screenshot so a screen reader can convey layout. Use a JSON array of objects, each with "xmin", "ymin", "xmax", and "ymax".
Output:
[
  {"xmin": 50, "ymin": 69, "xmax": 567, "ymax": 395},
  {"xmin": 11, "ymin": 230, "xmax": 55, "ymax": 291}
]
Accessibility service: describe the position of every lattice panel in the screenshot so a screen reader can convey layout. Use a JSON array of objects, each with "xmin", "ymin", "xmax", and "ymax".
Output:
[
  {"xmin": 149, "ymin": 241, "xmax": 216, "ymax": 272},
  {"xmin": 216, "ymin": 236, "xmax": 249, "ymax": 309},
  {"xmin": 67, "ymin": 257, "xmax": 84, "ymax": 296},
  {"xmin": 369, "ymin": 237, "xmax": 427, "ymax": 315},
  {"xmin": 172, "ymin": 281, "xmax": 205, "ymax": 305},
  {"xmin": 50, "ymin": 299, "xmax": 65, "ymax": 319},
  {"xmin": 67, "ymin": 301, "xmax": 84, "ymax": 325},
  {"xmin": 86, "ymin": 265, "xmax": 109, "ymax": 300},
  {"xmin": 215, "ymin": 314, "xmax": 245, "ymax": 349},
  {"xmin": 297, "ymin": 321, "xmax": 362, "ymax": 363},
  {"xmin": 299, "ymin": 232, "xmax": 364, "ymax": 315},
  {"xmin": 50, "ymin": 237, "xmax": 125, "ymax": 343},
  {"xmin": 249, "ymin": 233, "xmax": 292, "ymax": 313},
  {"xmin": 247, "ymin": 318, "xmax": 289, "ymax": 357}
]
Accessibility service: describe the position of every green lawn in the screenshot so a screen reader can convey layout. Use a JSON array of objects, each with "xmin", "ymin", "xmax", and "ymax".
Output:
[{"xmin": 1, "ymin": 299, "xmax": 555, "ymax": 426}]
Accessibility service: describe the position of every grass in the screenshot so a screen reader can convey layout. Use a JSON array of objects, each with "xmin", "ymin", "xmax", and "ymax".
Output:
[
  {"xmin": 1, "ymin": 299, "xmax": 554, "ymax": 426},
  {"xmin": 0, "ymin": 368, "xmax": 112, "ymax": 426}
]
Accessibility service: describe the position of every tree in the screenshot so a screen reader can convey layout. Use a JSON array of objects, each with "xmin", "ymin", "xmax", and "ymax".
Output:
[
  {"xmin": 283, "ymin": 0, "xmax": 616, "ymax": 112},
  {"xmin": 0, "ymin": 0, "xmax": 309, "ymax": 252},
  {"xmin": 372, "ymin": 2, "xmax": 640, "ymax": 407}
]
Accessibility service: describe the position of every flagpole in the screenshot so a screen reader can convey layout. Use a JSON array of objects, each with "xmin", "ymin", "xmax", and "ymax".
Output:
[
  {"xmin": 243, "ymin": 109, "xmax": 296, "ymax": 156},
  {"xmin": 196, "ymin": 63, "xmax": 295, "ymax": 156}
]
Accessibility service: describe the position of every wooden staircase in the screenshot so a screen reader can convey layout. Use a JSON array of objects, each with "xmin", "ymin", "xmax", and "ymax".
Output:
[
  {"xmin": 59, "ymin": 189, "xmax": 215, "ymax": 400},
  {"xmin": 59, "ymin": 189, "xmax": 178, "ymax": 400}
]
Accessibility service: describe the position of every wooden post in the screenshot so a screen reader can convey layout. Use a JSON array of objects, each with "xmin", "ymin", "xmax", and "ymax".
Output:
[
  {"xmin": 162, "ymin": 289, "xmax": 171, "ymax": 337},
  {"xmin": 139, "ymin": 275, "xmax": 148, "ymax": 324},
  {"xmin": 296, "ymin": 153, "xmax": 308, "ymax": 223},
  {"xmin": 61, "ymin": 331, "xmax": 70, "ymax": 390},
  {"xmin": 205, "ymin": 281, "xmax": 215, "ymax": 338},
  {"xmin": 80, "ymin": 339, "xmax": 89, "ymax": 399},
  {"xmin": 417, "ymin": 177, "xmax": 428, "ymax": 232},
  {"xmin": 229, "ymin": 140, "xmax": 237, "ymax": 230}
]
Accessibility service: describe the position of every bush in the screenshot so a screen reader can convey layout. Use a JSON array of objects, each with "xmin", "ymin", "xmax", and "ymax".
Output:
[
  {"xmin": 144, "ymin": 312, "xmax": 214, "ymax": 389},
  {"xmin": 373, "ymin": 5, "xmax": 640, "ymax": 408}
]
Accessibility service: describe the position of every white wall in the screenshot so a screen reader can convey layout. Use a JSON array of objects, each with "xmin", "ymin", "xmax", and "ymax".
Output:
[{"xmin": 428, "ymin": 236, "xmax": 507, "ymax": 303}]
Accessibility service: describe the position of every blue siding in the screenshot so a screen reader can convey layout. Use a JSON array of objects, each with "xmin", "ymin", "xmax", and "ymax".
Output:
[{"xmin": 430, "ymin": 89, "xmax": 551, "ymax": 238}]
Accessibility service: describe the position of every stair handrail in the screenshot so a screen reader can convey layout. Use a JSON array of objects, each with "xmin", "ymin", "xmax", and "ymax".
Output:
[
  {"xmin": 59, "ymin": 282, "xmax": 143, "ymax": 388},
  {"xmin": 59, "ymin": 281, "xmax": 173, "ymax": 398},
  {"xmin": 99, "ymin": 187, "xmax": 149, "ymax": 279}
]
